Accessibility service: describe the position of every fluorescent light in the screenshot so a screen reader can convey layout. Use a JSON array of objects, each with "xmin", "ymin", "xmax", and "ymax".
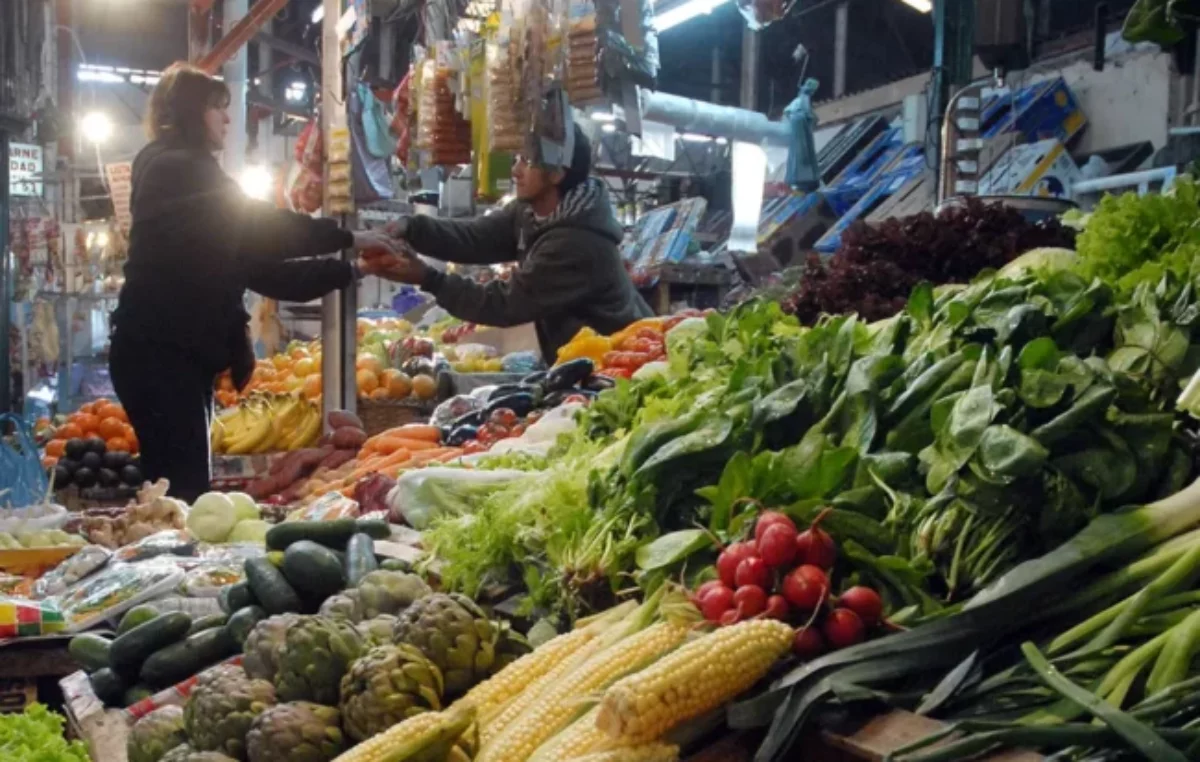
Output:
[
  {"xmin": 238, "ymin": 165, "xmax": 274, "ymax": 200},
  {"xmin": 590, "ymin": 111, "xmax": 615, "ymax": 122},
  {"xmin": 81, "ymin": 112, "xmax": 114, "ymax": 144},
  {"xmin": 900, "ymin": 0, "xmax": 932, "ymax": 12},
  {"xmin": 79, "ymin": 70, "xmax": 124, "ymax": 83},
  {"xmin": 311, "ymin": 4, "xmax": 324, "ymax": 23},
  {"xmin": 654, "ymin": 0, "xmax": 730, "ymax": 32},
  {"xmin": 680, "ymin": 132, "xmax": 713, "ymax": 143},
  {"xmin": 715, "ymin": 137, "xmax": 728, "ymax": 145},
  {"xmin": 601, "ymin": 123, "xmax": 617, "ymax": 133}
]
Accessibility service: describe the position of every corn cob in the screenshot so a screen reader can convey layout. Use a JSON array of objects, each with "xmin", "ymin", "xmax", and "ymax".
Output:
[
  {"xmin": 596, "ymin": 619, "xmax": 793, "ymax": 744},
  {"xmin": 330, "ymin": 704, "xmax": 475, "ymax": 762},
  {"xmin": 477, "ymin": 622, "xmax": 691, "ymax": 762},
  {"xmin": 529, "ymin": 707, "xmax": 619, "ymax": 762},
  {"xmin": 564, "ymin": 742, "xmax": 680, "ymax": 762},
  {"xmin": 463, "ymin": 624, "xmax": 600, "ymax": 722}
]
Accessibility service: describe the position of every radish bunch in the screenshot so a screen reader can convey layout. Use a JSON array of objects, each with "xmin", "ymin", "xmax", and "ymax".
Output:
[{"xmin": 692, "ymin": 508, "xmax": 888, "ymax": 660}]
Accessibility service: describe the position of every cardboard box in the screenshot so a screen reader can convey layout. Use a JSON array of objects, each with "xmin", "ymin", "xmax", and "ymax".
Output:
[{"xmin": 978, "ymin": 139, "xmax": 1080, "ymax": 199}]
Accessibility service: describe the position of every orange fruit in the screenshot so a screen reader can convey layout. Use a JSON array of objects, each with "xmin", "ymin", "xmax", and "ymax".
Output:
[
  {"xmin": 74, "ymin": 413, "xmax": 100, "ymax": 435},
  {"xmin": 411, "ymin": 374, "xmax": 436, "ymax": 400},
  {"xmin": 98, "ymin": 417, "xmax": 126, "ymax": 440},
  {"xmin": 356, "ymin": 368, "xmax": 379, "ymax": 395},
  {"xmin": 45, "ymin": 439, "xmax": 66, "ymax": 458},
  {"xmin": 356, "ymin": 355, "xmax": 384, "ymax": 376},
  {"xmin": 369, "ymin": 387, "xmax": 390, "ymax": 400},
  {"xmin": 128, "ymin": 434, "xmax": 140, "ymax": 454},
  {"xmin": 381, "ymin": 369, "xmax": 413, "ymax": 399},
  {"xmin": 106, "ymin": 437, "xmax": 131, "ymax": 452},
  {"xmin": 77, "ymin": 402, "xmax": 97, "ymax": 416},
  {"xmin": 302, "ymin": 374, "xmax": 322, "ymax": 400},
  {"xmin": 42, "ymin": 456, "xmax": 58, "ymax": 470},
  {"xmin": 293, "ymin": 357, "xmax": 316, "ymax": 378},
  {"xmin": 58, "ymin": 423, "xmax": 83, "ymax": 440}
]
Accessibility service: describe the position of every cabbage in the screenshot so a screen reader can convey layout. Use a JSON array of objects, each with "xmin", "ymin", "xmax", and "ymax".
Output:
[
  {"xmin": 665, "ymin": 317, "xmax": 708, "ymax": 375},
  {"xmin": 998, "ymin": 247, "xmax": 1077, "ymax": 278},
  {"xmin": 227, "ymin": 519, "xmax": 270, "ymax": 544},
  {"xmin": 187, "ymin": 492, "xmax": 238, "ymax": 542},
  {"xmin": 632, "ymin": 361, "xmax": 669, "ymax": 380},
  {"xmin": 226, "ymin": 492, "xmax": 260, "ymax": 522}
]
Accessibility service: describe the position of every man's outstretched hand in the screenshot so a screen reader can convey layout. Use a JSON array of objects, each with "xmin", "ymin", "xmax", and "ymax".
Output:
[{"xmin": 357, "ymin": 246, "xmax": 429, "ymax": 285}]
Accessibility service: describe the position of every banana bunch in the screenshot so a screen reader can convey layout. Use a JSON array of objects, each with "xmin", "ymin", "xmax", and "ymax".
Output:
[{"xmin": 212, "ymin": 393, "xmax": 322, "ymax": 455}]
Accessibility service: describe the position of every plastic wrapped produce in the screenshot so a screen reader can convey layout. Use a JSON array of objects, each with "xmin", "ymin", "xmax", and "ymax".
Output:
[
  {"xmin": 416, "ymin": 51, "xmax": 472, "ymax": 167},
  {"xmin": 32, "ymin": 545, "xmax": 111, "ymax": 598}
]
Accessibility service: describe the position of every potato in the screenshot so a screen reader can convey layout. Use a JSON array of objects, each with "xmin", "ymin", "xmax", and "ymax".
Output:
[
  {"xmin": 327, "ymin": 410, "xmax": 366, "ymax": 432},
  {"xmin": 331, "ymin": 426, "xmax": 368, "ymax": 451}
]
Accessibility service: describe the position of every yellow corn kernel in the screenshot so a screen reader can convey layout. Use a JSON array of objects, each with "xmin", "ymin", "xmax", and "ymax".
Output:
[
  {"xmin": 564, "ymin": 742, "xmax": 680, "ymax": 762},
  {"xmin": 463, "ymin": 625, "xmax": 600, "ymax": 721},
  {"xmin": 529, "ymin": 707, "xmax": 621, "ymax": 762},
  {"xmin": 330, "ymin": 704, "xmax": 474, "ymax": 762},
  {"xmin": 477, "ymin": 622, "xmax": 690, "ymax": 762},
  {"xmin": 596, "ymin": 619, "xmax": 793, "ymax": 745}
]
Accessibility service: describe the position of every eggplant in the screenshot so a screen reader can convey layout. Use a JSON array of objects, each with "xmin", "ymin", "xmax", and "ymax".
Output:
[
  {"xmin": 583, "ymin": 375, "xmax": 615, "ymax": 392},
  {"xmin": 488, "ymin": 383, "xmax": 544, "ymax": 403},
  {"xmin": 483, "ymin": 392, "xmax": 536, "ymax": 418},
  {"xmin": 451, "ymin": 409, "xmax": 485, "ymax": 429},
  {"xmin": 521, "ymin": 370, "xmax": 548, "ymax": 385},
  {"xmin": 544, "ymin": 358, "xmax": 594, "ymax": 392},
  {"xmin": 447, "ymin": 425, "xmax": 479, "ymax": 446}
]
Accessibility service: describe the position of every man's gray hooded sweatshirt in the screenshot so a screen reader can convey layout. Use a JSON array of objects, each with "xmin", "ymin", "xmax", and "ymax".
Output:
[{"xmin": 407, "ymin": 178, "xmax": 653, "ymax": 361}]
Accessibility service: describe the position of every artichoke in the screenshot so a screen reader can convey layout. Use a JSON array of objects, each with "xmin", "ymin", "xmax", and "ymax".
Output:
[
  {"xmin": 355, "ymin": 571, "xmax": 431, "ymax": 619},
  {"xmin": 183, "ymin": 664, "xmax": 277, "ymax": 761},
  {"xmin": 392, "ymin": 593, "xmax": 498, "ymax": 697},
  {"xmin": 243, "ymin": 614, "xmax": 301, "ymax": 681},
  {"xmin": 160, "ymin": 745, "xmax": 239, "ymax": 762},
  {"xmin": 357, "ymin": 615, "xmax": 398, "ymax": 648},
  {"xmin": 245, "ymin": 702, "xmax": 345, "ymax": 762},
  {"xmin": 491, "ymin": 621, "xmax": 532, "ymax": 676},
  {"xmin": 128, "ymin": 705, "xmax": 187, "ymax": 762},
  {"xmin": 339, "ymin": 644, "xmax": 444, "ymax": 743},
  {"xmin": 318, "ymin": 592, "xmax": 363, "ymax": 623},
  {"xmin": 275, "ymin": 616, "xmax": 365, "ymax": 705}
]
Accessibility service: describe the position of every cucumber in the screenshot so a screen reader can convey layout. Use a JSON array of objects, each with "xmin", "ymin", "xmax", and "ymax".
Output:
[
  {"xmin": 244, "ymin": 557, "xmax": 303, "ymax": 615},
  {"xmin": 187, "ymin": 613, "xmax": 229, "ymax": 635},
  {"xmin": 69, "ymin": 633, "xmax": 112, "ymax": 672},
  {"xmin": 89, "ymin": 668, "xmax": 127, "ymax": 706},
  {"xmin": 344, "ymin": 533, "xmax": 379, "ymax": 586},
  {"xmin": 266, "ymin": 517, "xmax": 391, "ymax": 551},
  {"xmin": 109, "ymin": 612, "xmax": 192, "ymax": 678},
  {"xmin": 267, "ymin": 551, "xmax": 285, "ymax": 567},
  {"xmin": 224, "ymin": 605, "xmax": 266, "ymax": 647},
  {"xmin": 117, "ymin": 604, "xmax": 160, "ymax": 635},
  {"xmin": 219, "ymin": 581, "xmax": 256, "ymax": 614},
  {"xmin": 281, "ymin": 540, "xmax": 346, "ymax": 600},
  {"xmin": 140, "ymin": 628, "xmax": 235, "ymax": 689},
  {"xmin": 122, "ymin": 685, "xmax": 154, "ymax": 707}
]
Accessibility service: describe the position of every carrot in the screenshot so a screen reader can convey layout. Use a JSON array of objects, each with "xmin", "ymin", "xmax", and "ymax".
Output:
[
  {"xmin": 389, "ymin": 424, "xmax": 443, "ymax": 443},
  {"xmin": 340, "ymin": 448, "xmax": 412, "ymax": 483},
  {"xmin": 409, "ymin": 447, "xmax": 457, "ymax": 464},
  {"xmin": 371, "ymin": 435, "xmax": 414, "ymax": 456}
]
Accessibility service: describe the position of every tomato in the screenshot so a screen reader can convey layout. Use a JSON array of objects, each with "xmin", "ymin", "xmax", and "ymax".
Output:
[
  {"xmin": 563, "ymin": 394, "xmax": 589, "ymax": 405},
  {"xmin": 509, "ymin": 423, "xmax": 526, "ymax": 438},
  {"xmin": 629, "ymin": 337, "xmax": 655, "ymax": 354},
  {"xmin": 489, "ymin": 408, "xmax": 519, "ymax": 428},
  {"xmin": 624, "ymin": 352, "xmax": 654, "ymax": 370},
  {"xmin": 602, "ymin": 350, "xmax": 624, "ymax": 366},
  {"xmin": 636, "ymin": 327, "xmax": 663, "ymax": 341},
  {"xmin": 463, "ymin": 440, "xmax": 486, "ymax": 454},
  {"xmin": 525, "ymin": 411, "xmax": 543, "ymax": 424},
  {"xmin": 600, "ymin": 367, "xmax": 632, "ymax": 379},
  {"xmin": 481, "ymin": 422, "xmax": 510, "ymax": 440}
]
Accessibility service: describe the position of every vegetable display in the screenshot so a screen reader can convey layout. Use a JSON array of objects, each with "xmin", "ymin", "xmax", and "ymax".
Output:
[{"xmin": 0, "ymin": 704, "xmax": 90, "ymax": 762}]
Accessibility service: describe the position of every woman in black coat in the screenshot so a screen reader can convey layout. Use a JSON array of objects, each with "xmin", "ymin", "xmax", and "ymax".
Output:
[{"xmin": 110, "ymin": 63, "xmax": 395, "ymax": 501}]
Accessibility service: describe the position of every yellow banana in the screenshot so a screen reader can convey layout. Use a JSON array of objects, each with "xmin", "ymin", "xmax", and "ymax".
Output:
[
  {"xmin": 281, "ymin": 402, "xmax": 321, "ymax": 450},
  {"xmin": 226, "ymin": 405, "xmax": 272, "ymax": 454}
]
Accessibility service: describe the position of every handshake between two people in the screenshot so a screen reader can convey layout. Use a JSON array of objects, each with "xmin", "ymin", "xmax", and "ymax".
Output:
[{"xmin": 349, "ymin": 218, "xmax": 427, "ymax": 285}]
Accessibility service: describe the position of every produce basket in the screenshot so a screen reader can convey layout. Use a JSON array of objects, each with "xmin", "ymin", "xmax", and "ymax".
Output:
[
  {"xmin": 0, "ymin": 547, "xmax": 80, "ymax": 574},
  {"xmin": 358, "ymin": 399, "xmax": 435, "ymax": 435}
]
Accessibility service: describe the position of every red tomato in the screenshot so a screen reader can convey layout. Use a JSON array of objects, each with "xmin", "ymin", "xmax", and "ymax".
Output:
[
  {"xmin": 600, "ymin": 367, "xmax": 632, "ymax": 379},
  {"xmin": 525, "ymin": 411, "xmax": 543, "ymax": 424},
  {"xmin": 625, "ymin": 352, "xmax": 654, "ymax": 369},
  {"xmin": 602, "ymin": 351, "xmax": 623, "ymax": 366},
  {"xmin": 636, "ymin": 327, "xmax": 663, "ymax": 340},
  {"xmin": 509, "ymin": 423, "xmax": 526, "ymax": 438},
  {"xmin": 463, "ymin": 440, "xmax": 486, "ymax": 454},
  {"xmin": 489, "ymin": 408, "xmax": 519, "ymax": 428},
  {"xmin": 563, "ymin": 394, "xmax": 589, "ymax": 405},
  {"xmin": 630, "ymin": 337, "xmax": 655, "ymax": 354}
]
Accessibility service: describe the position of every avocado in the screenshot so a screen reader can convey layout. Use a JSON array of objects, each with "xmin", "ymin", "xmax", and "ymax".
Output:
[
  {"xmin": 103, "ymin": 451, "xmax": 132, "ymax": 470},
  {"xmin": 74, "ymin": 467, "xmax": 97, "ymax": 489},
  {"xmin": 98, "ymin": 468, "xmax": 120, "ymax": 488},
  {"xmin": 65, "ymin": 438, "xmax": 88, "ymax": 460},
  {"xmin": 86, "ymin": 437, "xmax": 107, "ymax": 454},
  {"xmin": 81, "ymin": 452, "xmax": 103, "ymax": 471},
  {"xmin": 120, "ymin": 464, "xmax": 143, "ymax": 486},
  {"xmin": 52, "ymin": 465, "xmax": 72, "ymax": 487}
]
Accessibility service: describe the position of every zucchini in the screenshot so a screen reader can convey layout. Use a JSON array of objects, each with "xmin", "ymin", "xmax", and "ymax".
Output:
[
  {"xmin": 117, "ymin": 604, "xmax": 159, "ymax": 634},
  {"xmin": 265, "ymin": 517, "xmax": 391, "ymax": 551},
  {"xmin": 187, "ymin": 613, "xmax": 229, "ymax": 635},
  {"xmin": 224, "ymin": 605, "xmax": 267, "ymax": 647},
  {"xmin": 89, "ymin": 668, "xmax": 127, "ymax": 706},
  {"xmin": 69, "ymin": 633, "xmax": 112, "ymax": 672},
  {"xmin": 140, "ymin": 628, "xmax": 235, "ymax": 689},
  {"xmin": 109, "ymin": 612, "xmax": 192, "ymax": 677},
  {"xmin": 281, "ymin": 540, "xmax": 346, "ymax": 600},
  {"xmin": 344, "ymin": 533, "xmax": 379, "ymax": 586},
  {"xmin": 219, "ymin": 581, "xmax": 256, "ymax": 614},
  {"xmin": 244, "ymin": 557, "xmax": 303, "ymax": 614}
]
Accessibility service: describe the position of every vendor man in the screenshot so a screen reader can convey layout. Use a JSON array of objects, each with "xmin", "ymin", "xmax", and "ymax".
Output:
[{"xmin": 364, "ymin": 122, "xmax": 652, "ymax": 361}]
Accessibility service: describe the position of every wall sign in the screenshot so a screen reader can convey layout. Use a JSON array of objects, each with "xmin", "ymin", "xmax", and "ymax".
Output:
[{"xmin": 10, "ymin": 143, "xmax": 43, "ymax": 197}]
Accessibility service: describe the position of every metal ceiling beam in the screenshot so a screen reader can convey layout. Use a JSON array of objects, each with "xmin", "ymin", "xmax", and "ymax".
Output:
[
  {"xmin": 197, "ymin": 0, "xmax": 290, "ymax": 74},
  {"xmin": 254, "ymin": 31, "xmax": 321, "ymax": 66}
]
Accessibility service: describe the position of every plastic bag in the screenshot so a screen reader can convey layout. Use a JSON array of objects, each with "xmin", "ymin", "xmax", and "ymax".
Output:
[
  {"xmin": 387, "ymin": 467, "xmax": 527, "ymax": 529},
  {"xmin": 0, "ymin": 596, "xmax": 66, "ymax": 638},
  {"xmin": 32, "ymin": 545, "xmax": 112, "ymax": 599},
  {"xmin": 431, "ymin": 395, "xmax": 482, "ymax": 427},
  {"xmin": 0, "ymin": 414, "xmax": 49, "ymax": 509},
  {"xmin": 350, "ymin": 84, "xmax": 395, "ymax": 203},
  {"xmin": 416, "ymin": 51, "xmax": 472, "ymax": 166},
  {"xmin": 55, "ymin": 560, "xmax": 185, "ymax": 632},
  {"xmin": 179, "ymin": 561, "xmax": 245, "ymax": 598},
  {"xmin": 0, "ymin": 502, "xmax": 70, "ymax": 534},
  {"xmin": 502, "ymin": 351, "xmax": 542, "ymax": 374},
  {"xmin": 290, "ymin": 493, "xmax": 359, "ymax": 522},
  {"xmin": 113, "ymin": 530, "xmax": 197, "ymax": 563}
]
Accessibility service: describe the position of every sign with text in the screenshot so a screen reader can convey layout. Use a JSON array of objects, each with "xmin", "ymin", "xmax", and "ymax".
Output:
[
  {"xmin": 105, "ymin": 162, "xmax": 133, "ymax": 231},
  {"xmin": 10, "ymin": 143, "xmax": 43, "ymax": 197}
]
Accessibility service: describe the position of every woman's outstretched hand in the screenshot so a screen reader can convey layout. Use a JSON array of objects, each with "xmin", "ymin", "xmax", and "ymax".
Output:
[
  {"xmin": 351, "ymin": 230, "xmax": 402, "ymax": 257},
  {"xmin": 357, "ymin": 247, "xmax": 428, "ymax": 285}
]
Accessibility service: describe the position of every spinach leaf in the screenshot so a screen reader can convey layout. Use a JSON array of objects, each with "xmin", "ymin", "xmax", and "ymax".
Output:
[{"xmin": 635, "ymin": 529, "xmax": 712, "ymax": 570}]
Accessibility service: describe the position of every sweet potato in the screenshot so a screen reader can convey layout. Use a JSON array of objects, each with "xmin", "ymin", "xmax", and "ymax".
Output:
[
  {"xmin": 317, "ymin": 448, "xmax": 357, "ymax": 472},
  {"xmin": 327, "ymin": 410, "xmax": 366, "ymax": 432},
  {"xmin": 331, "ymin": 426, "xmax": 369, "ymax": 451}
]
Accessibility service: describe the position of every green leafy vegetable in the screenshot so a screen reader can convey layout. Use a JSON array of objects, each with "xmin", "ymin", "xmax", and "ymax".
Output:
[{"xmin": 0, "ymin": 704, "xmax": 89, "ymax": 762}]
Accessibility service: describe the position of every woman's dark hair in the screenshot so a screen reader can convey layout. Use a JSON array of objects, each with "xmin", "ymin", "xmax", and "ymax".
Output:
[
  {"xmin": 145, "ymin": 62, "xmax": 231, "ymax": 147},
  {"xmin": 557, "ymin": 124, "xmax": 591, "ymax": 195}
]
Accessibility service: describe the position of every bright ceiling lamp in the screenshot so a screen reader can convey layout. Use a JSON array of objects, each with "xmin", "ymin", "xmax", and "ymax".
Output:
[
  {"xmin": 238, "ymin": 165, "xmax": 274, "ymax": 200},
  {"xmin": 81, "ymin": 112, "xmax": 114, "ymax": 144},
  {"xmin": 654, "ymin": 0, "xmax": 731, "ymax": 32},
  {"xmin": 311, "ymin": 3, "xmax": 324, "ymax": 23},
  {"xmin": 900, "ymin": 0, "xmax": 932, "ymax": 12}
]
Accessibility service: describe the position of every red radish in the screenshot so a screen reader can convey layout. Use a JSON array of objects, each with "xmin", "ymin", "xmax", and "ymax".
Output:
[
  {"xmin": 795, "ymin": 509, "xmax": 837, "ymax": 569},
  {"xmin": 754, "ymin": 511, "xmax": 797, "ymax": 543},
  {"xmin": 781, "ymin": 569, "xmax": 827, "ymax": 611},
  {"xmin": 693, "ymin": 580, "xmax": 725, "ymax": 604},
  {"xmin": 719, "ymin": 609, "xmax": 741, "ymax": 626},
  {"xmin": 823, "ymin": 608, "xmax": 866, "ymax": 649},
  {"xmin": 839, "ymin": 586, "xmax": 884, "ymax": 626},
  {"xmin": 734, "ymin": 556, "xmax": 770, "ymax": 589},
  {"xmin": 763, "ymin": 594, "xmax": 790, "ymax": 621},
  {"xmin": 733, "ymin": 585, "xmax": 768, "ymax": 617},
  {"xmin": 794, "ymin": 564, "xmax": 830, "ymax": 590},
  {"xmin": 716, "ymin": 541, "xmax": 758, "ymax": 587},
  {"xmin": 758, "ymin": 522, "xmax": 799, "ymax": 568},
  {"xmin": 700, "ymin": 585, "xmax": 735, "ymax": 622},
  {"xmin": 792, "ymin": 625, "xmax": 825, "ymax": 659}
]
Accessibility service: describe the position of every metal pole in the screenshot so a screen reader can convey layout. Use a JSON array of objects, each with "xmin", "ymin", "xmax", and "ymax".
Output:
[
  {"xmin": 0, "ymin": 133, "xmax": 11, "ymax": 413},
  {"xmin": 319, "ymin": 0, "xmax": 355, "ymax": 419},
  {"xmin": 833, "ymin": 1, "xmax": 848, "ymax": 98},
  {"xmin": 740, "ymin": 27, "xmax": 759, "ymax": 111}
]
